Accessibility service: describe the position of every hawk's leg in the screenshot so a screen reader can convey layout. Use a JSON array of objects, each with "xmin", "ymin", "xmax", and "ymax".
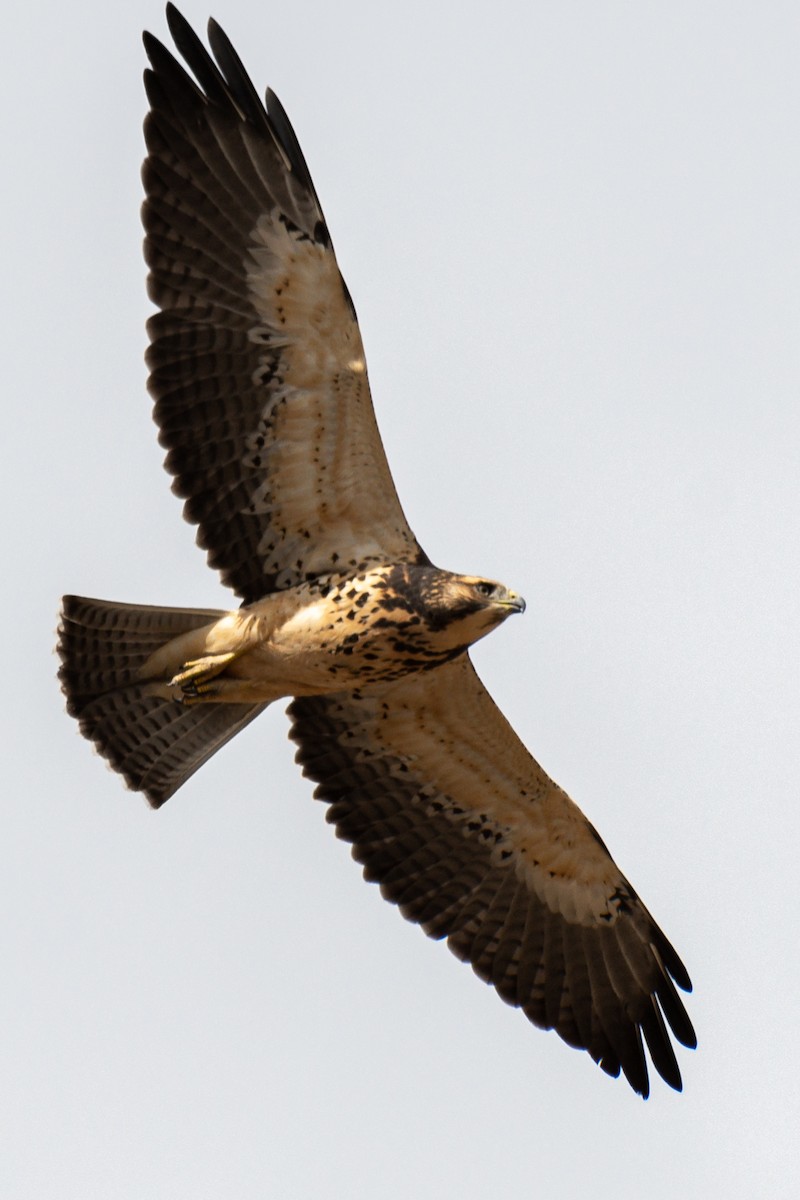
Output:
[{"xmin": 170, "ymin": 652, "xmax": 238, "ymax": 703}]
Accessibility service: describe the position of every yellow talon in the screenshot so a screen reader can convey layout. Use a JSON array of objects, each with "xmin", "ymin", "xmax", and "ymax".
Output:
[{"xmin": 170, "ymin": 651, "xmax": 238, "ymax": 701}]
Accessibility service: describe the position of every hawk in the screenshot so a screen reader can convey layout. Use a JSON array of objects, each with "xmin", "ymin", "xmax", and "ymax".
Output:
[{"xmin": 57, "ymin": 4, "xmax": 696, "ymax": 1097}]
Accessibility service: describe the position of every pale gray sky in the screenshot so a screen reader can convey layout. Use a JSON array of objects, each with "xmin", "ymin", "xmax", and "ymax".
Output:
[{"xmin": 5, "ymin": 1, "xmax": 800, "ymax": 1196}]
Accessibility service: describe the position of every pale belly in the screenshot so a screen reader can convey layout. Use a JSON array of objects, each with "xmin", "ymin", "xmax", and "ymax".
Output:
[{"xmin": 140, "ymin": 569, "xmax": 462, "ymax": 705}]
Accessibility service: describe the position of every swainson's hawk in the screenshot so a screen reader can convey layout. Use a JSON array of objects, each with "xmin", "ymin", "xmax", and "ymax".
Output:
[{"xmin": 57, "ymin": 4, "xmax": 696, "ymax": 1097}]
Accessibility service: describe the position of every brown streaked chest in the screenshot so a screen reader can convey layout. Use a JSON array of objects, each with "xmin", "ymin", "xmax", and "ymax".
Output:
[{"xmin": 238, "ymin": 570, "xmax": 461, "ymax": 694}]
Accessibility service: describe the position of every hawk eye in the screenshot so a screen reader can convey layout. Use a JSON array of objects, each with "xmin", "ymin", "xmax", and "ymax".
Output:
[{"xmin": 475, "ymin": 582, "xmax": 495, "ymax": 597}]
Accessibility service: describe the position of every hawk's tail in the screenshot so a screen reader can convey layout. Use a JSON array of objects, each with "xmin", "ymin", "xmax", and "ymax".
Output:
[{"xmin": 57, "ymin": 595, "xmax": 268, "ymax": 807}]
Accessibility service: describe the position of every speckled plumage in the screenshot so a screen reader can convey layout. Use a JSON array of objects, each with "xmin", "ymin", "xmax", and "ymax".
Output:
[{"xmin": 57, "ymin": 5, "xmax": 695, "ymax": 1098}]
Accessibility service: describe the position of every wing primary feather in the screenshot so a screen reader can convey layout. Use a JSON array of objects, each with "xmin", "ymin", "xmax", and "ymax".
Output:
[
  {"xmin": 581, "ymin": 925, "xmax": 647, "ymax": 1091},
  {"xmin": 640, "ymin": 996, "xmax": 683, "ymax": 1093},
  {"xmin": 606, "ymin": 995, "xmax": 650, "ymax": 1097},
  {"xmin": 207, "ymin": 18, "xmax": 271, "ymax": 132},
  {"xmin": 597, "ymin": 931, "xmax": 653, "ymax": 1095},
  {"xmin": 165, "ymin": 4, "xmax": 231, "ymax": 107},
  {"xmin": 143, "ymin": 31, "xmax": 204, "ymax": 107},
  {"xmin": 615, "ymin": 918, "xmax": 662, "ymax": 998},
  {"xmin": 265, "ymin": 88, "xmax": 325, "ymax": 213},
  {"xmin": 653, "ymin": 927, "xmax": 693, "ymax": 994},
  {"xmin": 652, "ymin": 946, "xmax": 698, "ymax": 1049},
  {"xmin": 579, "ymin": 929, "xmax": 626, "ymax": 1079}
]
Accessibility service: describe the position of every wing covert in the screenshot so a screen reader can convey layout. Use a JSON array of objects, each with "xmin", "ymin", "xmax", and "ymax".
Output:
[
  {"xmin": 143, "ymin": 5, "xmax": 425, "ymax": 603},
  {"xmin": 288, "ymin": 655, "xmax": 695, "ymax": 1097}
]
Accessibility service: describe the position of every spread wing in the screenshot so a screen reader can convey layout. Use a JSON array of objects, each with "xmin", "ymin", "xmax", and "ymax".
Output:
[
  {"xmin": 289, "ymin": 655, "xmax": 696, "ymax": 1097},
  {"xmin": 143, "ymin": 5, "xmax": 425, "ymax": 604}
]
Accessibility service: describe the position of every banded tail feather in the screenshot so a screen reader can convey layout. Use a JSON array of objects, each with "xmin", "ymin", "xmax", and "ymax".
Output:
[{"xmin": 57, "ymin": 596, "xmax": 268, "ymax": 807}]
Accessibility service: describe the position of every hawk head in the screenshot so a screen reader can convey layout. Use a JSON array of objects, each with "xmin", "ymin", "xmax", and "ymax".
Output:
[{"xmin": 404, "ymin": 567, "xmax": 526, "ymax": 648}]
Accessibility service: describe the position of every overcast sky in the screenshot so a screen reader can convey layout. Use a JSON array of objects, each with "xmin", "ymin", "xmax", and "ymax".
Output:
[{"xmin": 4, "ymin": 1, "xmax": 800, "ymax": 1196}]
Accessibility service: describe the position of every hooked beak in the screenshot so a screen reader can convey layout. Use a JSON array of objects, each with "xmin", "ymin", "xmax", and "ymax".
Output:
[{"xmin": 499, "ymin": 589, "xmax": 526, "ymax": 615}]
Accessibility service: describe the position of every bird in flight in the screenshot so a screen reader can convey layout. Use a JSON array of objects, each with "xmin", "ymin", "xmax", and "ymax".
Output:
[{"xmin": 58, "ymin": 4, "xmax": 696, "ymax": 1097}]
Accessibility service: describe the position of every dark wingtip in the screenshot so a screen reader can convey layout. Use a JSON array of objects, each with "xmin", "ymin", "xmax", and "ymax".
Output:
[
  {"xmin": 207, "ymin": 16, "xmax": 268, "ymax": 130},
  {"xmin": 265, "ymin": 87, "xmax": 320, "ymax": 201}
]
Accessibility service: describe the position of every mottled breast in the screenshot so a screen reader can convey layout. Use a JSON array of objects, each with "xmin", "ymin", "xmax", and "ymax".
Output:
[{"xmin": 266, "ymin": 565, "xmax": 478, "ymax": 691}]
